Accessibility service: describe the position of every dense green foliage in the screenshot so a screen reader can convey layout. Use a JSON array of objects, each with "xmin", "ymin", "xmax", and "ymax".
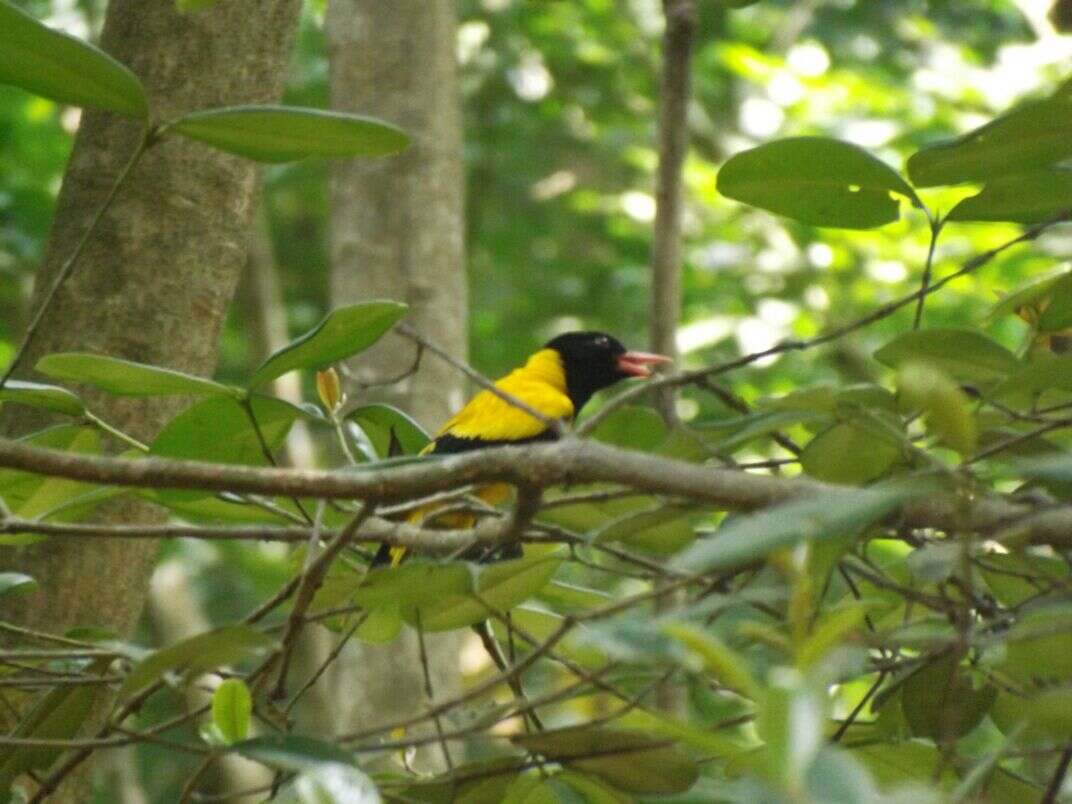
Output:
[{"xmin": 1, "ymin": 1, "xmax": 1072, "ymax": 802}]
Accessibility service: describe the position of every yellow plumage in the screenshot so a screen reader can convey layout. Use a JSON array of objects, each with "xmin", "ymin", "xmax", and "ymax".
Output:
[{"xmin": 434, "ymin": 348, "xmax": 573, "ymax": 442}]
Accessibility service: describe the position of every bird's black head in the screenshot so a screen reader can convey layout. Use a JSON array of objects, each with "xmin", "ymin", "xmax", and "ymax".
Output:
[{"xmin": 544, "ymin": 331, "xmax": 670, "ymax": 412}]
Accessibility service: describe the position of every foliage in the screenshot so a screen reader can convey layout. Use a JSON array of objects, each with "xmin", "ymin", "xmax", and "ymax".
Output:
[{"xmin": 1, "ymin": 0, "xmax": 1072, "ymax": 803}]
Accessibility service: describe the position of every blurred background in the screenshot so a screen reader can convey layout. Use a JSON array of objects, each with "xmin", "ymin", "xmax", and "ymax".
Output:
[{"xmin": 2, "ymin": 0, "xmax": 1071, "ymax": 799}]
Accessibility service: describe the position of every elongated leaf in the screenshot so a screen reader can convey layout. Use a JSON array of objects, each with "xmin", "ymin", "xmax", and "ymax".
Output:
[
  {"xmin": 212, "ymin": 679, "xmax": 252, "ymax": 743},
  {"xmin": 346, "ymin": 403, "xmax": 430, "ymax": 458},
  {"xmin": 120, "ymin": 625, "xmax": 274, "ymax": 699},
  {"xmin": 150, "ymin": 395, "xmax": 300, "ymax": 491},
  {"xmin": 513, "ymin": 726, "xmax": 698, "ymax": 794},
  {"xmin": 233, "ymin": 734, "xmax": 356, "ymax": 771},
  {"xmin": 898, "ymin": 363, "xmax": 977, "ymax": 456},
  {"xmin": 406, "ymin": 554, "xmax": 563, "ymax": 632},
  {"xmin": 354, "ymin": 562, "xmax": 474, "ymax": 609},
  {"xmin": 594, "ymin": 506, "xmax": 695, "ymax": 554},
  {"xmin": 908, "ymin": 91, "xmax": 1072, "ymax": 187},
  {"xmin": 988, "ymin": 269, "xmax": 1072, "ymax": 323},
  {"xmin": 948, "ymin": 168, "xmax": 1072, "ymax": 223},
  {"xmin": 250, "ymin": 302, "xmax": 407, "ymax": 388},
  {"xmin": 662, "ymin": 621, "xmax": 759, "ymax": 697},
  {"xmin": 672, "ymin": 483, "xmax": 923, "ymax": 573},
  {"xmin": 0, "ymin": 572, "xmax": 37, "ymax": 597},
  {"xmin": 717, "ymin": 137, "xmax": 918, "ymax": 229},
  {"xmin": 36, "ymin": 352, "xmax": 237, "ymax": 397},
  {"xmin": 0, "ymin": 0, "xmax": 147, "ymax": 117},
  {"xmin": 696, "ymin": 409, "xmax": 829, "ymax": 452},
  {"xmin": 169, "ymin": 106, "xmax": 409, "ymax": 163},
  {"xmin": 873, "ymin": 328, "xmax": 1020, "ymax": 383},
  {"xmin": 0, "ymin": 380, "xmax": 84, "ymax": 417}
]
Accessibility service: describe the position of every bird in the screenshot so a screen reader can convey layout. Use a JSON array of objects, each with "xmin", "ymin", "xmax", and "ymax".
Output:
[{"xmin": 372, "ymin": 330, "xmax": 671, "ymax": 567}]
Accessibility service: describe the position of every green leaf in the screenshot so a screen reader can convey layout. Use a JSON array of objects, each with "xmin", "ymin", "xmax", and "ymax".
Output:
[
  {"xmin": 901, "ymin": 658, "xmax": 995, "ymax": 740},
  {"xmin": 874, "ymin": 328, "xmax": 1020, "ymax": 383},
  {"xmin": 36, "ymin": 352, "xmax": 237, "ymax": 397},
  {"xmin": 0, "ymin": 664, "xmax": 105, "ymax": 791},
  {"xmin": 405, "ymin": 554, "xmax": 563, "ymax": 632},
  {"xmin": 897, "ymin": 363, "xmax": 977, "ymax": 456},
  {"xmin": 355, "ymin": 605, "xmax": 404, "ymax": 644},
  {"xmin": 594, "ymin": 506, "xmax": 695, "ymax": 554},
  {"xmin": 988, "ymin": 269, "xmax": 1072, "ymax": 323},
  {"xmin": 513, "ymin": 726, "xmax": 699, "ymax": 795},
  {"xmin": 990, "ymin": 353, "xmax": 1072, "ymax": 404},
  {"xmin": 212, "ymin": 679, "xmax": 252, "ymax": 743},
  {"xmin": 0, "ymin": 0, "xmax": 147, "ymax": 117},
  {"xmin": 0, "ymin": 380, "xmax": 85, "ymax": 417},
  {"xmin": 999, "ymin": 602, "xmax": 1072, "ymax": 685},
  {"xmin": 0, "ymin": 572, "xmax": 37, "ymax": 597},
  {"xmin": 587, "ymin": 406, "xmax": 668, "ymax": 452},
  {"xmin": 757, "ymin": 672, "xmax": 825, "ymax": 787},
  {"xmin": 119, "ymin": 625, "xmax": 274, "ymax": 700},
  {"xmin": 168, "ymin": 106, "xmax": 409, "ymax": 163},
  {"xmin": 672, "ymin": 483, "xmax": 923, "ymax": 573},
  {"xmin": 250, "ymin": 302, "xmax": 407, "ymax": 389},
  {"xmin": 948, "ymin": 168, "xmax": 1072, "ymax": 224},
  {"xmin": 346, "ymin": 403, "xmax": 430, "ymax": 457},
  {"xmin": 800, "ymin": 420, "xmax": 901, "ymax": 484},
  {"xmin": 716, "ymin": 137, "xmax": 918, "ymax": 229},
  {"xmin": 353, "ymin": 561, "xmax": 474, "ymax": 609},
  {"xmin": 696, "ymin": 409, "xmax": 829, "ymax": 452},
  {"xmin": 149, "ymin": 396, "xmax": 300, "ymax": 495},
  {"xmin": 662, "ymin": 621, "xmax": 759, "ymax": 698},
  {"xmin": 907, "ymin": 90, "xmax": 1072, "ymax": 187},
  {"xmin": 233, "ymin": 734, "xmax": 356, "ymax": 771}
]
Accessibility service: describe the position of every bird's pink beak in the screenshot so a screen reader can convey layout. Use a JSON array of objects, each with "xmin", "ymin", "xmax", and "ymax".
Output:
[{"xmin": 616, "ymin": 350, "xmax": 672, "ymax": 378}]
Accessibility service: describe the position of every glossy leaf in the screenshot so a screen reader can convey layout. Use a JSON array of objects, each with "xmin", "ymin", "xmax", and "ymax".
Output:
[
  {"xmin": 250, "ymin": 302, "xmax": 407, "ymax": 388},
  {"xmin": 874, "ymin": 328, "xmax": 1020, "ymax": 383},
  {"xmin": 0, "ymin": 572, "xmax": 37, "ymax": 597},
  {"xmin": 513, "ymin": 726, "xmax": 699, "ymax": 794},
  {"xmin": 717, "ymin": 137, "xmax": 918, "ymax": 229},
  {"xmin": 120, "ymin": 625, "xmax": 274, "ymax": 700},
  {"xmin": 212, "ymin": 679, "xmax": 252, "ymax": 743},
  {"xmin": 672, "ymin": 484, "xmax": 922, "ymax": 573},
  {"xmin": 907, "ymin": 91, "xmax": 1072, "ymax": 186},
  {"xmin": 150, "ymin": 395, "xmax": 300, "ymax": 488},
  {"xmin": 0, "ymin": 0, "xmax": 147, "ymax": 117},
  {"xmin": 36, "ymin": 352, "xmax": 237, "ymax": 397},
  {"xmin": 346, "ymin": 403, "xmax": 430, "ymax": 457},
  {"xmin": 0, "ymin": 380, "xmax": 84, "ymax": 417},
  {"xmin": 948, "ymin": 168, "xmax": 1072, "ymax": 223},
  {"xmin": 169, "ymin": 106, "xmax": 409, "ymax": 163},
  {"xmin": 405, "ymin": 553, "xmax": 563, "ymax": 632}
]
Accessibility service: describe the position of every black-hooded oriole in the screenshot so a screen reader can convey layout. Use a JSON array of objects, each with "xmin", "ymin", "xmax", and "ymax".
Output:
[{"xmin": 372, "ymin": 331, "xmax": 670, "ymax": 566}]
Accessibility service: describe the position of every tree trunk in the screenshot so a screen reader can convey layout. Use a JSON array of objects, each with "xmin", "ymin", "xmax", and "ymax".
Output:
[
  {"xmin": 1, "ymin": 1, "xmax": 301, "ymax": 792},
  {"xmin": 326, "ymin": 0, "xmax": 467, "ymax": 763}
]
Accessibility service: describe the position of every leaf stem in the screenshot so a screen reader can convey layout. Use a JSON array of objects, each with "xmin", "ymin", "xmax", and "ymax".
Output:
[{"xmin": 913, "ymin": 214, "xmax": 946, "ymax": 330}]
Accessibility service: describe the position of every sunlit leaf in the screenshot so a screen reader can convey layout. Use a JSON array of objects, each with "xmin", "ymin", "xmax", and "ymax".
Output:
[
  {"xmin": 897, "ymin": 363, "xmax": 977, "ymax": 456},
  {"xmin": 0, "ymin": 0, "xmax": 147, "ymax": 117},
  {"xmin": 948, "ymin": 168, "xmax": 1072, "ymax": 223},
  {"xmin": 0, "ymin": 572, "xmax": 37, "ymax": 597},
  {"xmin": 717, "ymin": 137, "xmax": 918, "ymax": 229},
  {"xmin": 874, "ymin": 328, "xmax": 1020, "ymax": 383},
  {"xmin": 36, "ymin": 352, "xmax": 237, "ymax": 397},
  {"xmin": 672, "ymin": 484, "xmax": 923, "ymax": 573},
  {"xmin": 168, "ymin": 106, "xmax": 409, "ymax": 163},
  {"xmin": 212, "ymin": 679, "xmax": 252, "ymax": 744},
  {"xmin": 250, "ymin": 302, "xmax": 407, "ymax": 388},
  {"xmin": 908, "ymin": 90, "xmax": 1072, "ymax": 186},
  {"xmin": 354, "ymin": 561, "xmax": 474, "ymax": 609}
]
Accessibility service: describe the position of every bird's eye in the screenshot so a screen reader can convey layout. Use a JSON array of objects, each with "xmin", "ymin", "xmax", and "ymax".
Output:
[{"xmin": 594, "ymin": 336, "xmax": 609, "ymax": 347}]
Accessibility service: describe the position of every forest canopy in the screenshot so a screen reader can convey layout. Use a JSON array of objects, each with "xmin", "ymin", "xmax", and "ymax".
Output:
[{"xmin": 0, "ymin": 0, "xmax": 1071, "ymax": 802}]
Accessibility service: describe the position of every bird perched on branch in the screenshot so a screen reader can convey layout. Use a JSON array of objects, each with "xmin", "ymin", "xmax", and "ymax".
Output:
[{"xmin": 372, "ymin": 330, "xmax": 671, "ymax": 566}]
